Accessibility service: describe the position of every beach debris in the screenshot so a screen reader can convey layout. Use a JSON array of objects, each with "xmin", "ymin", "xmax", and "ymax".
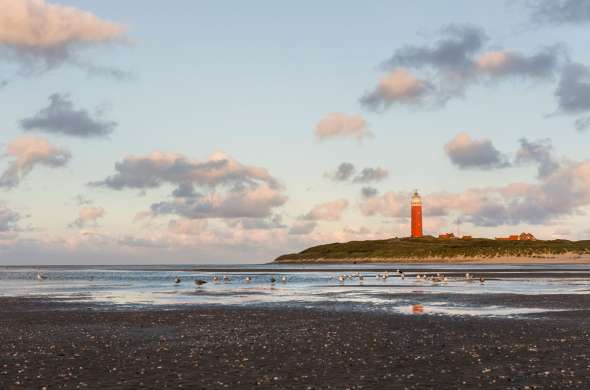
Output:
[{"xmin": 480, "ymin": 277, "xmax": 485, "ymax": 284}]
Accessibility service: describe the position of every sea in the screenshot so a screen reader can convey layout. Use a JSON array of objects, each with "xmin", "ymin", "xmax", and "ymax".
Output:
[{"xmin": 1, "ymin": 263, "xmax": 589, "ymax": 317}]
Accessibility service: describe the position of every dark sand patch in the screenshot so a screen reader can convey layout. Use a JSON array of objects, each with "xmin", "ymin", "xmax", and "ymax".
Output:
[{"xmin": 1, "ymin": 297, "xmax": 590, "ymax": 389}]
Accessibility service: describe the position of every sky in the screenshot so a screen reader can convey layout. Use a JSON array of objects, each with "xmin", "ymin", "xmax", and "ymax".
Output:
[{"xmin": 1, "ymin": 0, "xmax": 590, "ymax": 264}]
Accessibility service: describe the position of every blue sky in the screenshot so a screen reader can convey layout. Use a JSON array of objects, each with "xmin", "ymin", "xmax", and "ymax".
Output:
[{"xmin": 1, "ymin": 0, "xmax": 590, "ymax": 264}]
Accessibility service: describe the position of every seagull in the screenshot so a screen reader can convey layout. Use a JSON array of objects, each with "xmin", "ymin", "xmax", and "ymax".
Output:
[
  {"xmin": 212, "ymin": 276, "xmax": 220, "ymax": 283},
  {"xmin": 223, "ymin": 275, "xmax": 231, "ymax": 283},
  {"xmin": 195, "ymin": 279, "xmax": 207, "ymax": 286},
  {"xmin": 338, "ymin": 275, "xmax": 346, "ymax": 283},
  {"xmin": 174, "ymin": 277, "xmax": 181, "ymax": 284},
  {"xmin": 479, "ymin": 277, "xmax": 485, "ymax": 284},
  {"xmin": 270, "ymin": 276, "xmax": 276, "ymax": 284},
  {"xmin": 36, "ymin": 272, "xmax": 47, "ymax": 281},
  {"xmin": 245, "ymin": 276, "xmax": 252, "ymax": 283},
  {"xmin": 281, "ymin": 276, "xmax": 287, "ymax": 283}
]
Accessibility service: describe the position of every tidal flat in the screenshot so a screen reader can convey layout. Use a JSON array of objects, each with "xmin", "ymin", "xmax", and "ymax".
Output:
[{"xmin": 1, "ymin": 295, "xmax": 590, "ymax": 389}]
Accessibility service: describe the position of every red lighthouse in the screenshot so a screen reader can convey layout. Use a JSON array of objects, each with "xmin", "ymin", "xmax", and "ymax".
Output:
[{"xmin": 411, "ymin": 190, "xmax": 423, "ymax": 238}]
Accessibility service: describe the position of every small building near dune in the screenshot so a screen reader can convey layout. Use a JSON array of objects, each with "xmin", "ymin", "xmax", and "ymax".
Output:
[
  {"xmin": 495, "ymin": 233, "xmax": 536, "ymax": 241},
  {"xmin": 438, "ymin": 233, "xmax": 455, "ymax": 240},
  {"xmin": 461, "ymin": 235, "xmax": 473, "ymax": 240}
]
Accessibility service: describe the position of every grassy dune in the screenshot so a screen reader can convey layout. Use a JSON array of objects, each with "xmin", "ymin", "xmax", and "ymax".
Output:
[{"xmin": 275, "ymin": 236, "xmax": 590, "ymax": 263}]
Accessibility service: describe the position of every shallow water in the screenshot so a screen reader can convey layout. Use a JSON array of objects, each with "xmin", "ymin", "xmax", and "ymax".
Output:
[{"xmin": 1, "ymin": 264, "xmax": 589, "ymax": 317}]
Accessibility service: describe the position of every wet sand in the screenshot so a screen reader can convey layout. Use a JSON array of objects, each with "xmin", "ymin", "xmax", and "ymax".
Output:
[{"xmin": 1, "ymin": 297, "xmax": 590, "ymax": 389}]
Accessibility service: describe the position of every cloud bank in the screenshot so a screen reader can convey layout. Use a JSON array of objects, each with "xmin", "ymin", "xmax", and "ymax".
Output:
[
  {"xmin": 360, "ymin": 158, "xmax": 590, "ymax": 227},
  {"xmin": 93, "ymin": 151, "xmax": 286, "ymax": 220}
]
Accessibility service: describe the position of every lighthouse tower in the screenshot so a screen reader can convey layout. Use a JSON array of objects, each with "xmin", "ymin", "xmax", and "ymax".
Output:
[{"xmin": 411, "ymin": 190, "xmax": 423, "ymax": 238}]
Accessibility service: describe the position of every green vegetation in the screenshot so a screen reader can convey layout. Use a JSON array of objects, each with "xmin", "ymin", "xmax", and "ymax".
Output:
[{"xmin": 275, "ymin": 236, "xmax": 590, "ymax": 263}]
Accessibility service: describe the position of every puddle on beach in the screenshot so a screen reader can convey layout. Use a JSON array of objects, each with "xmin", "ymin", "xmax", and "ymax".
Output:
[{"xmin": 1, "ymin": 264, "xmax": 589, "ymax": 318}]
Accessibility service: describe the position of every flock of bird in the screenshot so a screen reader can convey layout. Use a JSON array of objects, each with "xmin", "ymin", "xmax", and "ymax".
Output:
[
  {"xmin": 333, "ymin": 270, "xmax": 485, "ymax": 284},
  {"xmin": 35, "ymin": 270, "xmax": 485, "ymax": 286}
]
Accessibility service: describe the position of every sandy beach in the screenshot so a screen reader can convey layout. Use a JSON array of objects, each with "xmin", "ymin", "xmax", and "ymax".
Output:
[
  {"xmin": 274, "ymin": 253, "xmax": 590, "ymax": 264},
  {"xmin": 2, "ymin": 296, "xmax": 590, "ymax": 389}
]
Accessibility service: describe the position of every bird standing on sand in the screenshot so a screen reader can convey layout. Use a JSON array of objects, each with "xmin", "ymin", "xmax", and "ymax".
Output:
[
  {"xmin": 213, "ymin": 276, "xmax": 220, "ymax": 282},
  {"xmin": 270, "ymin": 276, "xmax": 276, "ymax": 283},
  {"xmin": 223, "ymin": 275, "xmax": 231, "ymax": 283},
  {"xmin": 36, "ymin": 272, "xmax": 47, "ymax": 281},
  {"xmin": 479, "ymin": 277, "xmax": 485, "ymax": 284},
  {"xmin": 245, "ymin": 276, "xmax": 252, "ymax": 283},
  {"xmin": 195, "ymin": 279, "xmax": 207, "ymax": 286},
  {"xmin": 175, "ymin": 277, "xmax": 181, "ymax": 284},
  {"xmin": 281, "ymin": 276, "xmax": 287, "ymax": 283},
  {"xmin": 338, "ymin": 275, "xmax": 345, "ymax": 283}
]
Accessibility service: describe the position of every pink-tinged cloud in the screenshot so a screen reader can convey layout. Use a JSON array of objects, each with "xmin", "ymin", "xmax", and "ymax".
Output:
[
  {"xmin": 0, "ymin": 0, "xmax": 123, "ymax": 48},
  {"xmin": 70, "ymin": 206, "xmax": 105, "ymax": 228},
  {"xmin": 314, "ymin": 113, "xmax": 372, "ymax": 141},
  {"xmin": 360, "ymin": 69, "xmax": 432, "ymax": 110},
  {"xmin": 476, "ymin": 49, "xmax": 559, "ymax": 78},
  {"xmin": 0, "ymin": 135, "xmax": 70, "ymax": 188},
  {"xmin": 300, "ymin": 199, "xmax": 349, "ymax": 221},
  {"xmin": 0, "ymin": 0, "xmax": 127, "ymax": 73}
]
